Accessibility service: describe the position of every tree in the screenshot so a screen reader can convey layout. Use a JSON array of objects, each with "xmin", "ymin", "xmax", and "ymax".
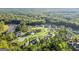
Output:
[{"xmin": 0, "ymin": 21, "xmax": 9, "ymax": 33}]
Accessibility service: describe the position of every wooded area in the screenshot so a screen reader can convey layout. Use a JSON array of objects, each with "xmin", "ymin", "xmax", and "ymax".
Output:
[{"xmin": 0, "ymin": 8, "xmax": 79, "ymax": 51}]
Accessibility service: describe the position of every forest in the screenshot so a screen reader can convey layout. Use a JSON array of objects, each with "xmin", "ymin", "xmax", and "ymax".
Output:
[{"xmin": 0, "ymin": 8, "xmax": 79, "ymax": 51}]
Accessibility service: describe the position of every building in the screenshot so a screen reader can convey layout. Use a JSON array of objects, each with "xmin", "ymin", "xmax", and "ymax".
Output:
[
  {"xmin": 30, "ymin": 39, "xmax": 37, "ymax": 45},
  {"xmin": 15, "ymin": 31, "xmax": 25, "ymax": 37},
  {"xmin": 68, "ymin": 40, "xmax": 79, "ymax": 51},
  {"xmin": 73, "ymin": 42, "xmax": 79, "ymax": 51}
]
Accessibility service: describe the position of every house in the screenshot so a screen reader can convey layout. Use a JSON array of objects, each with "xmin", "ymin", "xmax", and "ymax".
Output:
[
  {"xmin": 66, "ymin": 33, "xmax": 73, "ymax": 40},
  {"xmin": 68, "ymin": 40, "xmax": 79, "ymax": 51},
  {"xmin": 15, "ymin": 31, "xmax": 25, "ymax": 37},
  {"xmin": 42, "ymin": 25, "xmax": 45, "ymax": 28},
  {"xmin": 44, "ymin": 32, "xmax": 53, "ymax": 40},
  {"xmin": 68, "ymin": 41, "xmax": 76, "ymax": 46},
  {"xmin": 73, "ymin": 41, "xmax": 79, "ymax": 51},
  {"xmin": 30, "ymin": 32, "xmax": 35, "ymax": 35},
  {"xmin": 52, "ymin": 25, "xmax": 56, "ymax": 28},
  {"xmin": 48, "ymin": 25, "xmax": 52, "ymax": 30},
  {"xmin": 44, "ymin": 36, "xmax": 49, "ymax": 40},
  {"xmin": 30, "ymin": 39, "xmax": 37, "ymax": 45},
  {"xmin": 48, "ymin": 32, "xmax": 52, "ymax": 37}
]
